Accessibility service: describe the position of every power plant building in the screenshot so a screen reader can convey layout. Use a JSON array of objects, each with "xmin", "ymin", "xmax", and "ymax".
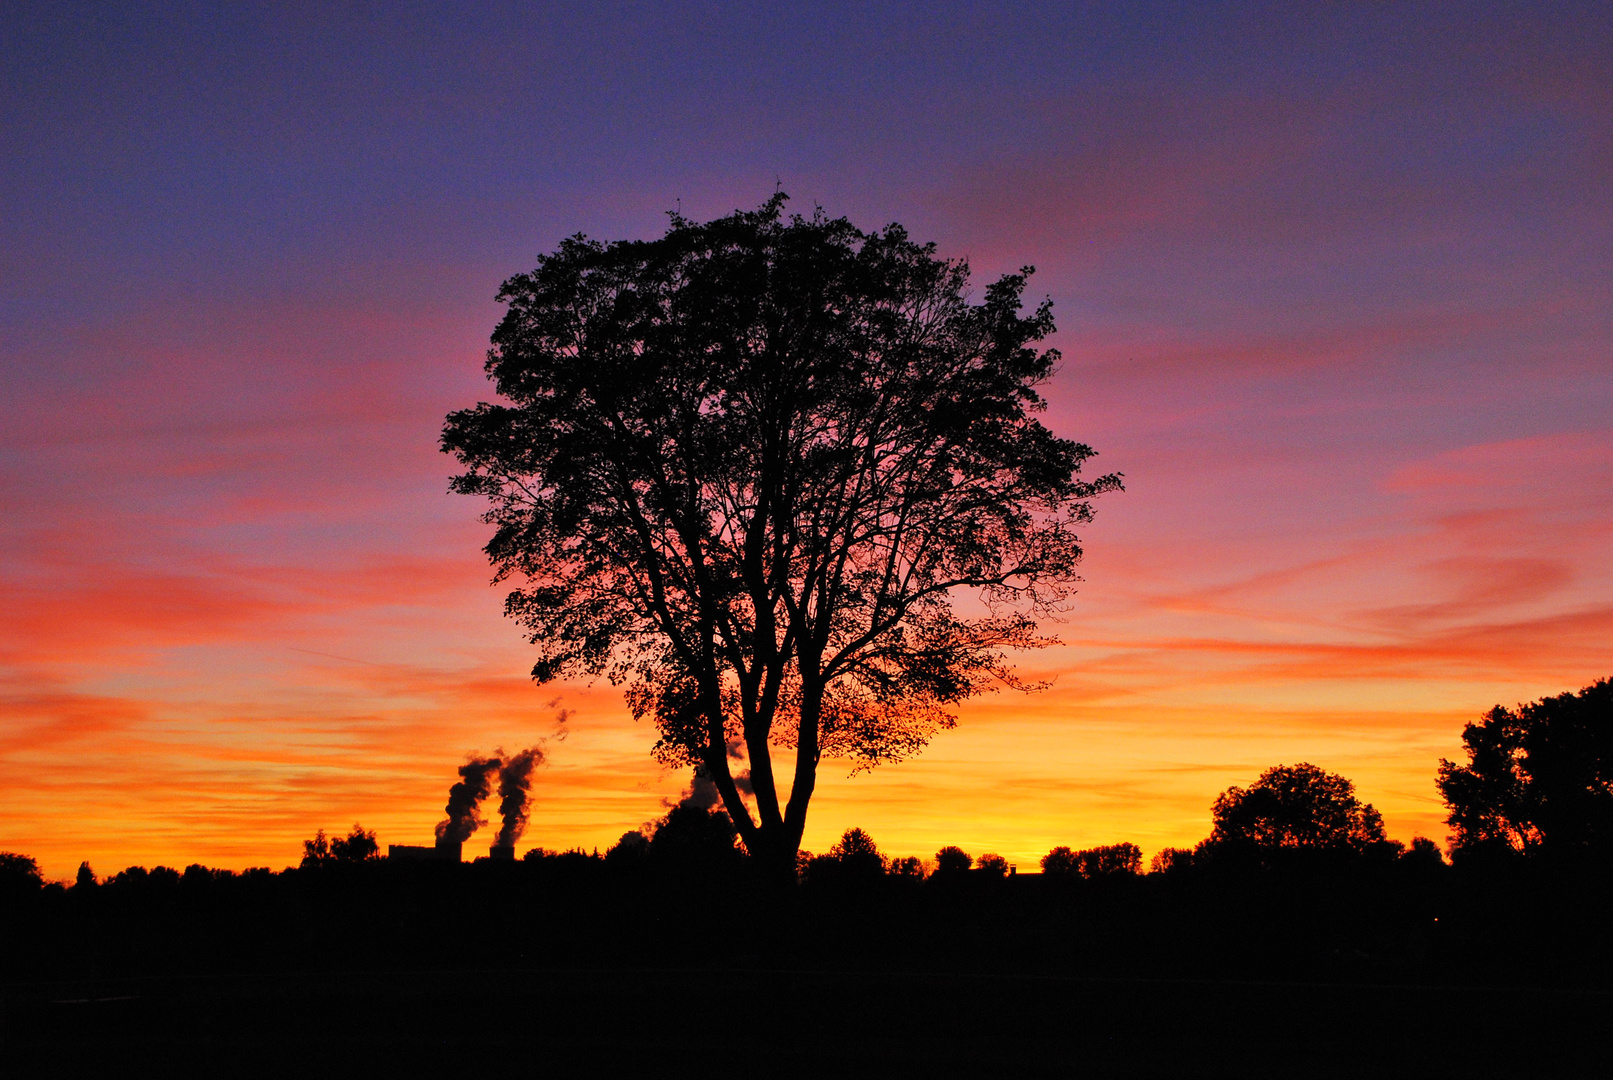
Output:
[{"xmin": 388, "ymin": 841, "xmax": 461, "ymax": 862}]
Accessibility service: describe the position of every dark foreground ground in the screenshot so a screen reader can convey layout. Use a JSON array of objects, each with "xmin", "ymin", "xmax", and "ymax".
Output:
[
  {"xmin": 6, "ymin": 855, "xmax": 1611, "ymax": 1074},
  {"xmin": 6, "ymin": 966, "xmax": 1609, "ymax": 1075}
]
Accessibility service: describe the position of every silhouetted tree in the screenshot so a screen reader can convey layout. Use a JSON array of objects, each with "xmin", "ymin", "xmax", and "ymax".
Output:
[
  {"xmin": 1437, "ymin": 679, "xmax": 1613, "ymax": 860},
  {"xmin": 0, "ymin": 852, "xmax": 42, "ymax": 898},
  {"xmin": 330, "ymin": 825, "xmax": 380, "ymax": 862},
  {"xmin": 888, "ymin": 855, "xmax": 925, "ymax": 880},
  {"xmin": 1199, "ymin": 763, "xmax": 1389, "ymax": 863},
  {"xmin": 1084, "ymin": 844, "xmax": 1141, "ymax": 877},
  {"xmin": 648, "ymin": 803, "xmax": 742, "ymax": 872},
  {"xmin": 1400, "ymin": 837, "xmax": 1446, "ymax": 868},
  {"xmin": 1041, "ymin": 846, "xmax": 1077, "ymax": 876},
  {"xmin": 301, "ymin": 825, "xmax": 379, "ymax": 867},
  {"xmin": 1086, "ymin": 843, "xmax": 1141, "ymax": 877},
  {"xmin": 302, "ymin": 830, "xmax": 331, "ymax": 867},
  {"xmin": 605, "ymin": 830, "xmax": 650, "ymax": 864},
  {"xmin": 828, "ymin": 827, "xmax": 886, "ymax": 879},
  {"xmin": 111, "ymin": 865, "xmax": 148, "ymax": 887},
  {"xmin": 1148, "ymin": 847, "xmax": 1194, "ymax": 875},
  {"xmin": 976, "ymin": 853, "xmax": 1009, "ymax": 878},
  {"xmin": 443, "ymin": 195, "xmax": 1120, "ymax": 878},
  {"xmin": 1042, "ymin": 844, "xmax": 1139, "ymax": 877},
  {"xmin": 933, "ymin": 846, "xmax": 972, "ymax": 876},
  {"xmin": 74, "ymin": 861, "xmax": 96, "ymax": 890}
]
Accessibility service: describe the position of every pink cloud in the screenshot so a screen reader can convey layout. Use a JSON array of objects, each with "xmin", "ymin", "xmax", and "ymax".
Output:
[{"xmin": 1385, "ymin": 430, "xmax": 1613, "ymax": 496}]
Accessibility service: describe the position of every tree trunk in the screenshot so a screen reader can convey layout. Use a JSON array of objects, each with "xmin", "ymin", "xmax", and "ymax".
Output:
[{"xmin": 783, "ymin": 684, "xmax": 823, "ymax": 857}]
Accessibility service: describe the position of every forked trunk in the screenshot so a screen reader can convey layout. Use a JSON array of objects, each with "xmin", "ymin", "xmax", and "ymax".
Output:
[{"xmin": 703, "ymin": 700, "xmax": 819, "ymax": 887}]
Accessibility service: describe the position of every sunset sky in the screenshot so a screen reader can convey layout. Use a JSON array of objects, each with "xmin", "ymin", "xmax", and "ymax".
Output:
[{"xmin": 4, "ymin": 2, "xmax": 1610, "ymax": 879}]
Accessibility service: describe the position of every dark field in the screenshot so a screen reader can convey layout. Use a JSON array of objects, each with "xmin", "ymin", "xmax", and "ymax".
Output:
[
  {"xmin": 5, "ymin": 856, "xmax": 1611, "ymax": 1074},
  {"xmin": 8, "ymin": 967, "xmax": 1609, "ymax": 1075}
]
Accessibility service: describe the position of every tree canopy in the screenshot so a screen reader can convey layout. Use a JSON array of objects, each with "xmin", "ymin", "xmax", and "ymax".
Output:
[
  {"xmin": 1199, "ymin": 763, "xmax": 1389, "ymax": 862},
  {"xmin": 301, "ymin": 825, "xmax": 380, "ymax": 868},
  {"xmin": 443, "ymin": 196, "xmax": 1119, "ymax": 874},
  {"xmin": 1041, "ymin": 843, "xmax": 1142, "ymax": 878},
  {"xmin": 0, "ymin": 852, "xmax": 42, "ymax": 899},
  {"xmin": 1438, "ymin": 678, "xmax": 1613, "ymax": 859},
  {"xmin": 933, "ymin": 846, "xmax": 972, "ymax": 875}
]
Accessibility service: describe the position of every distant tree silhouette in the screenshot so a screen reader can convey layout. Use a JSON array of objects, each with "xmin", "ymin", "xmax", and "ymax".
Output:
[
  {"xmin": 111, "ymin": 865, "xmax": 148, "ymax": 887},
  {"xmin": 1438, "ymin": 679, "xmax": 1613, "ymax": 859},
  {"xmin": 1199, "ymin": 763, "xmax": 1389, "ymax": 863},
  {"xmin": 605, "ymin": 830, "xmax": 650, "ymax": 864},
  {"xmin": 301, "ymin": 825, "xmax": 380, "ymax": 867},
  {"xmin": 302, "ymin": 830, "xmax": 331, "ymax": 867},
  {"xmin": 0, "ymin": 852, "xmax": 42, "ymax": 898},
  {"xmin": 888, "ymin": 855, "xmax": 925, "ymax": 880},
  {"xmin": 1042, "ymin": 843, "xmax": 1141, "ymax": 878},
  {"xmin": 828, "ymin": 828, "xmax": 886, "ymax": 878},
  {"xmin": 1400, "ymin": 837, "xmax": 1446, "ymax": 868},
  {"xmin": 330, "ymin": 825, "xmax": 380, "ymax": 862},
  {"xmin": 443, "ymin": 195, "xmax": 1120, "ymax": 879},
  {"xmin": 975, "ymin": 853, "xmax": 1009, "ymax": 878},
  {"xmin": 802, "ymin": 828, "xmax": 889, "ymax": 885},
  {"xmin": 74, "ymin": 861, "xmax": 96, "ymax": 889},
  {"xmin": 647, "ymin": 803, "xmax": 743, "ymax": 872},
  {"xmin": 1041, "ymin": 846, "xmax": 1078, "ymax": 876},
  {"xmin": 1083, "ymin": 843, "xmax": 1142, "ymax": 877},
  {"xmin": 1148, "ymin": 847, "xmax": 1194, "ymax": 875},
  {"xmin": 933, "ymin": 846, "xmax": 972, "ymax": 876}
]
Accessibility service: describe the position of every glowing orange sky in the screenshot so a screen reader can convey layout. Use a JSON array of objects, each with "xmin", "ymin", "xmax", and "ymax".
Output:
[{"xmin": 3, "ymin": 3, "xmax": 1610, "ymax": 878}]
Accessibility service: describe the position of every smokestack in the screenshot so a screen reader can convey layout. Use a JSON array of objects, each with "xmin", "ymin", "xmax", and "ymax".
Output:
[
  {"xmin": 492, "ymin": 746, "xmax": 544, "ymax": 852},
  {"xmin": 435, "ymin": 756, "xmax": 501, "ymax": 851}
]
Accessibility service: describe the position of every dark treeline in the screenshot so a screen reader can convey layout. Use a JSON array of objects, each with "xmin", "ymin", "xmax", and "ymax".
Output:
[
  {"xmin": 4, "ymin": 825, "xmax": 1610, "ymax": 991},
  {"xmin": 3, "ymin": 824, "xmax": 1611, "ymax": 1078},
  {"xmin": 3, "ymin": 680, "xmax": 1610, "ymax": 1070},
  {"xmin": 4, "ymin": 680, "xmax": 1611, "ymax": 989}
]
